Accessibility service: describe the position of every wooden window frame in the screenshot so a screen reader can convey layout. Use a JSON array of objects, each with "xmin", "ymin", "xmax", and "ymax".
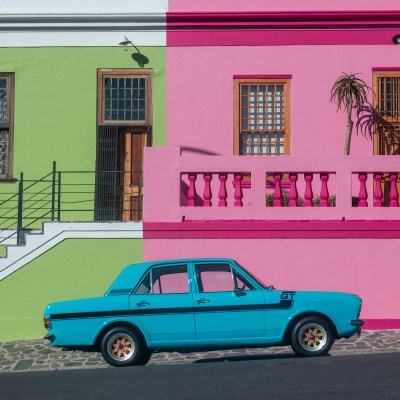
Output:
[
  {"xmin": 0, "ymin": 73, "xmax": 15, "ymax": 180},
  {"xmin": 97, "ymin": 69, "xmax": 153, "ymax": 126},
  {"xmin": 372, "ymin": 70, "xmax": 400, "ymax": 155},
  {"xmin": 234, "ymin": 77, "xmax": 291, "ymax": 156}
]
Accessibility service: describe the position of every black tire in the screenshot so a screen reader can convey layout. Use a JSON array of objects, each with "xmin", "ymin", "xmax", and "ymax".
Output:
[
  {"xmin": 290, "ymin": 316, "xmax": 334, "ymax": 357},
  {"xmin": 100, "ymin": 327, "xmax": 151, "ymax": 367}
]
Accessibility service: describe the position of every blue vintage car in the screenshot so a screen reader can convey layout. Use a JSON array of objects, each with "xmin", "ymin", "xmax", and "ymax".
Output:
[{"xmin": 43, "ymin": 258, "xmax": 364, "ymax": 367}]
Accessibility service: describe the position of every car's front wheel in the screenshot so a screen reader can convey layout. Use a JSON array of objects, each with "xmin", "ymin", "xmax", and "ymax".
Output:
[
  {"xmin": 100, "ymin": 327, "xmax": 151, "ymax": 367},
  {"xmin": 290, "ymin": 316, "xmax": 334, "ymax": 357}
]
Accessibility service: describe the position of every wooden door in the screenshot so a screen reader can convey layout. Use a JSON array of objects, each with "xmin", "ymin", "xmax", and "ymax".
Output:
[{"xmin": 122, "ymin": 128, "xmax": 146, "ymax": 221}]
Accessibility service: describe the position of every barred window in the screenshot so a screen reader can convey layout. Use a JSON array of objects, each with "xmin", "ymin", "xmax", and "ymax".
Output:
[
  {"xmin": 373, "ymin": 71, "xmax": 400, "ymax": 155},
  {"xmin": 0, "ymin": 74, "xmax": 14, "ymax": 179},
  {"xmin": 234, "ymin": 78, "xmax": 291, "ymax": 155},
  {"xmin": 98, "ymin": 69, "xmax": 152, "ymax": 125}
]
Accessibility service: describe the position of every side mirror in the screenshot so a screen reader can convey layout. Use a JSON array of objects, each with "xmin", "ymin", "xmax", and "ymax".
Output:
[{"xmin": 234, "ymin": 287, "xmax": 247, "ymax": 297}]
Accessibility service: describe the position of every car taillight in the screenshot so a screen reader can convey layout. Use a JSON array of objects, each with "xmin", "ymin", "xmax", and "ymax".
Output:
[{"xmin": 43, "ymin": 317, "xmax": 52, "ymax": 330}]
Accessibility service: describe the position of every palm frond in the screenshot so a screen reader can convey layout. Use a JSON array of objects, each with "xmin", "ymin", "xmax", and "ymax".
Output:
[{"xmin": 330, "ymin": 73, "xmax": 372, "ymax": 112}]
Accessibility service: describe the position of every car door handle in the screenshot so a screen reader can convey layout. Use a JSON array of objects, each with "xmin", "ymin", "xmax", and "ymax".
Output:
[
  {"xmin": 196, "ymin": 298, "xmax": 210, "ymax": 304},
  {"xmin": 136, "ymin": 301, "xmax": 150, "ymax": 307}
]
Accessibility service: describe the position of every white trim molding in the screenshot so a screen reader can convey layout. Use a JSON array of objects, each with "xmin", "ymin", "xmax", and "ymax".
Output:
[{"xmin": 0, "ymin": 0, "xmax": 167, "ymax": 46}]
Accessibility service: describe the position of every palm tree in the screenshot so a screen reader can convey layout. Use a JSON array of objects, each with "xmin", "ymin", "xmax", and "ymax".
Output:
[{"xmin": 330, "ymin": 73, "xmax": 371, "ymax": 155}]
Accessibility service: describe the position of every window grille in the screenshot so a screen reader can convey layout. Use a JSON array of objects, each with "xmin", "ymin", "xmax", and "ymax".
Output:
[
  {"xmin": 234, "ymin": 78, "xmax": 290, "ymax": 156},
  {"xmin": 373, "ymin": 72, "xmax": 400, "ymax": 155},
  {"xmin": 0, "ymin": 130, "xmax": 8, "ymax": 176},
  {"xmin": 103, "ymin": 77, "xmax": 146, "ymax": 122},
  {"xmin": 0, "ymin": 74, "xmax": 14, "ymax": 179}
]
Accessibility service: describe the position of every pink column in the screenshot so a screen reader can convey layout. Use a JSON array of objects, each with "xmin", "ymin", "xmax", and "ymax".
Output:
[
  {"xmin": 289, "ymin": 173, "xmax": 298, "ymax": 207},
  {"xmin": 304, "ymin": 173, "xmax": 314, "ymax": 207},
  {"xmin": 273, "ymin": 173, "xmax": 282, "ymax": 207},
  {"xmin": 234, "ymin": 173, "xmax": 243, "ymax": 207},
  {"xmin": 358, "ymin": 173, "xmax": 368, "ymax": 207},
  {"xmin": 319, "ymin": 173, "xmax": 329, "ymax": 207},
  {"xmin": 203, "ymin": 174, "xmax": 212, "ymax": 207},
  {"xmin": 218, "ymin": 174, "xmax": 228, "ymax": 207},
  {"xmin": 373, "ymin": 173, "xmax": 383, "ymax": 207},
  {"xmin": 187, "ymin": 173, "xmax": 197, "ymax": 207},
  {"xmin": 389, "ymin": 172, "xmax": 399, "ymax": 207}
]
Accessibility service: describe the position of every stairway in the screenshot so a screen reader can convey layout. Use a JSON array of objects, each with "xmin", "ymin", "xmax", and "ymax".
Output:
[{"xmin": 0, "ymin": 221, "xmax": 143, "ymax": 280}]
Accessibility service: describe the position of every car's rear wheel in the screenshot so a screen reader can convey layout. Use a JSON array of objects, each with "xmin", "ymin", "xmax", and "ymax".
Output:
[
  {"xmin": 290, "ymin": 316, "xmax": 334, "ymax": 357},
  {"xmin": 100, "ymin": 327, "xmax": 151, "ymax": 367}
]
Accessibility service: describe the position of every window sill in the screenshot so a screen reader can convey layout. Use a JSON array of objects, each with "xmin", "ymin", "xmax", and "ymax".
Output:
[{"xmin": 0, "ymin": 178, "xmax": 17, "ymax": 183}]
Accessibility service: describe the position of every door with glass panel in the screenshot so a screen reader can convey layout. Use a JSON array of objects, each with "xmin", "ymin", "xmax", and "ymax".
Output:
[{"xmin": 95, "ymin": 70, "xmax": 152, "ymax": 221}]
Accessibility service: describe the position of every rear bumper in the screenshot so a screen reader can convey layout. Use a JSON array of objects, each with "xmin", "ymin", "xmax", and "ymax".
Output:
[{"xmin": 43, "ymin": 333, "xmax": 55, "ymax": 342}]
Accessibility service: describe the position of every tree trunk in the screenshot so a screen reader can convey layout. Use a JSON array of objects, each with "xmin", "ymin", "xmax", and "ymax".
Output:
[{"xmin": 344, "ymin": 110, "xmax": 353, "ymax": 155}]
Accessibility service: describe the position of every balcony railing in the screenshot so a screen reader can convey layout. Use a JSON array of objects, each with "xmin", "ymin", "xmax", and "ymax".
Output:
[
  {"xmin": 0, "ymin": 162, "xmax": 142, "ymax": 245},
  {"xmin": 144, "ymin": 147, "xmax": 400, "ymax": 222}
]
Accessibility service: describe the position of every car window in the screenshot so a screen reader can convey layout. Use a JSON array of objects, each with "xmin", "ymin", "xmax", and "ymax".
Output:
[
  {"xmin": 135, "ymin": 271, "xmax": 151, "ymax": 294},
  {"xmin": 195, "ymin": 263, "xmax": 254, "ymax": 293},
  {"xmin": 233, "ymin": 271, "xmax": 254, "ymax": 291},
  {"xmin": 135, "ymin": 265, "xmax": 189, "ymax": 295}
]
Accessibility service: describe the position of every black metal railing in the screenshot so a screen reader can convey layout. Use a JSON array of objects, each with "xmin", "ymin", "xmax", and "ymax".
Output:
[{"xmin": 0, "ymin": 162, "xmax": 142, "ymax": 246}]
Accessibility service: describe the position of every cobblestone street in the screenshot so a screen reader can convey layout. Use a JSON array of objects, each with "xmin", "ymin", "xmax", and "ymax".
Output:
[{"xmin": 1, "ymin": 330, "xmax": 399, "ymax": 373}]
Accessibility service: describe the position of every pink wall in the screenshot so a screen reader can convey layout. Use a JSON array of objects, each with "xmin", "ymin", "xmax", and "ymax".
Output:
[
  {"xmin": 167, "ymin": 45, "xmax": 400, "ymax": 157},
  {"xmin": 169, "ymin": 0, "xmax": 400, "ymax": 12},
  {"xmin": 143, "ymin": 236, "xmax": 400, "ymax": 323}
]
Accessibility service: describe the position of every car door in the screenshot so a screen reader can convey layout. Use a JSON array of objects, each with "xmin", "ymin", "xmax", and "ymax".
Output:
[
  {"xmin": 129, "ymin": 263, "xmax": 196, "ymax": 342},
  {"xmin": 193, "ymin": 261, "xmax": 266, "ymax": 340}
]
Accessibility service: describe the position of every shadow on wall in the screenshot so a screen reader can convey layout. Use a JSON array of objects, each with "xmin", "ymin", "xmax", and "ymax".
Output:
[
  {"xmin": 356, "ymin": 102, "xmax": 400, "ymax": 155},
  {"xmin": 132, "ymin": 52, "xmax": 149, "ymax": 68}
]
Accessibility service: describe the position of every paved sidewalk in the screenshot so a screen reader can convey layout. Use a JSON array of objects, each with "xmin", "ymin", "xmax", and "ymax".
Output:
[{"xmin": 1, "ymin": 330, "xmax": 399, "ymax": 373}]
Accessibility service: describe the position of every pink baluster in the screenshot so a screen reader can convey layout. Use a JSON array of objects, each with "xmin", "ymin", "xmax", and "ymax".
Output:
[
  {"xmin": 319, "ymin": 173, "xmax": 329, "ymax": 207},
  {"xmin": 358, "ymin": 173, "xmax": 368, "ymax": 207},
  {"xmin": 389, "ymin": 172, "xmax": 399, "ymax": 207},
  {"xmin": 304, "ymin": 173, "xmax": 313, "ymax": 207},
  {"xmin": 273, "ymin": 173, "xmax": 282, "ymax": 207},
  {"xmin": 234, "ymin": 173, "xmax": 243, "ymax": 207},
  {"xmin": 289, "ymin": 173, "xmax": 298, "ymax": 207},
  {"xmin": 187, "ymin": 173, "xmax": 197, "ymax": 207},
  {"xmin": 373, "ymin": 173, "xmax": 383, "ymax": 207},
  {"xmin": 218, "ymin": 174, "xmax": 227, "ymax": 207},
  {"xmin": 203, "ymin": 174, "xmax": 212, "ymax": 207}
]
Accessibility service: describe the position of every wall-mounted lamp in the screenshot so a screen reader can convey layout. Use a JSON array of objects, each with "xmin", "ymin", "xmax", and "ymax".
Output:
[
  {"xmin": 118, "ymin": 36, "xmax": 149, "ymax": 67},
  {"xmin": 119, "ymin": 38, "xmax": 133, "ymax": 46},
  {"xmin": 392, "ymin": 34, "xmax": 400, "ymax": 44}
]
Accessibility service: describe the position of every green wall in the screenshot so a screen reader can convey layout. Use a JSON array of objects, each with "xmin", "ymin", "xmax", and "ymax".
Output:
[
  {"xmin": 0, "ymin": 45, "xmax": 166, "ymax": 182},
  {"xmin": 0, "ymin": 238, "xmax": 143, "ymax": 341}
]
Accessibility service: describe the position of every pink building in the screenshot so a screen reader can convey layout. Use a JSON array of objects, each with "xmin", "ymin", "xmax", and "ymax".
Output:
[{"xmin": 144, "ymin": 1, "xmax": 400, "ymax": 329}]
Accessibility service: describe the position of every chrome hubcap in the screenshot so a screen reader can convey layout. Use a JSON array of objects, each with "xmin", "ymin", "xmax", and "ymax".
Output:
[
  {"xmin": 298, "ymin": 323, "xmax": 327, "ymax": 352},
  {"xmin": 108, "ymin": 333, "xmax": 135, "ymax": 362}
]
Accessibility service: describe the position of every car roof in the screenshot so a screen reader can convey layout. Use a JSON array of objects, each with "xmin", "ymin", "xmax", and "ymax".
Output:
[{"xmin": 106, "ymin": 258, "xmax": 237, "ymax": 293}]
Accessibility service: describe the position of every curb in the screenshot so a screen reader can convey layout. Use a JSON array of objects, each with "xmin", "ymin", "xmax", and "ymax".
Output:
[{"xmin": 1, "ymin": 329, "xmax": 399, "ymax": 373}]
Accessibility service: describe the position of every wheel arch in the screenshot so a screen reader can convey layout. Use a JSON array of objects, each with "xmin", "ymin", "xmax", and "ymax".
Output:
[
  {"xmin": 93, "ymin": 321, "xmax": 148, "ymax": 350},
  {"xmin": 282, "ymin": 312, "xmax": 339, "ymax": 345}
]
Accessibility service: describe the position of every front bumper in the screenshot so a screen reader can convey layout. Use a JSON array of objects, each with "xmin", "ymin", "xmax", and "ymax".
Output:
[{"xmin": 350, "ymin": 319, "xmax": 365, "ymax": 337}]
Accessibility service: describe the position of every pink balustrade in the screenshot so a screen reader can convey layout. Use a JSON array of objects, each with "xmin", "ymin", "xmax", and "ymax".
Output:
[{"xmin": 144, "ymin": 148, "xmax": 400, "ymax": 222}]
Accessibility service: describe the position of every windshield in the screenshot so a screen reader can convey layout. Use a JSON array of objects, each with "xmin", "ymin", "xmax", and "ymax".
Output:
[{"xmin": 234, "ymin": 261, "xmax": 270, "ymax": 288}]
